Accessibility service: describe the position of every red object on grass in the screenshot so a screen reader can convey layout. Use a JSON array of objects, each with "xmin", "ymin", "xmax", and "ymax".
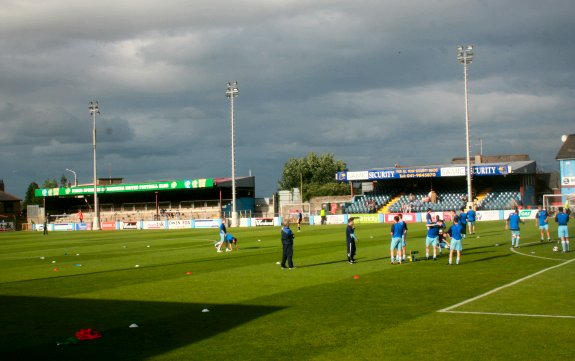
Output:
[
  {"xmin": 75, "ymin": 328, "xmax": 102, "ymax": 340},
  {"xmin": 353, "ymin": 275, "xmax": 360, "ymax": 279}
]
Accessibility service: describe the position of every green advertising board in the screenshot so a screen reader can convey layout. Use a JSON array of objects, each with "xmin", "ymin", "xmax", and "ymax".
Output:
[{"xmin": 34, "ymin": 178, "xmax": 215, "ymax": 197}]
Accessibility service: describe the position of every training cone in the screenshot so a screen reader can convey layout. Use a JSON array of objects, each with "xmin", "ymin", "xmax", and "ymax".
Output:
[
  {"xmin": 53, "ymin": 268, "xmax": 59, "ymax": 272},
  {"xmin": 129, "ymin": 323, "xmax": 139, "ymax": 328},
  {"xmin": 202, "ymin": 308, "xmax": 210, "ymax": 313},
  {"xmin": 186, "ymin": 271, "xmax": 192, "ymax": 275},
  {"xmin": 353, "ymin": 275, "xmax": 360, "ymax": 279}
]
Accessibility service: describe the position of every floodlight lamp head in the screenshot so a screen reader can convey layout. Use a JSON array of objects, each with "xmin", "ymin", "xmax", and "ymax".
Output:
[
  {"xmin": 457, "ymin": 45, "xmax": 474, "ymax": 64},
  {"xmin": 89, "ymin": 101, "xmax": 100, "ymax": 114},
  {"xmin": 225, "ymin": 81, "xmax": 238, "ymax": 98}
]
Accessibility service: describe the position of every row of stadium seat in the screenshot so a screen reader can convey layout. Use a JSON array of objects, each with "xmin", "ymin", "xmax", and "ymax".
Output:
[{"xmin": 343, "ymin": 186, "xmax": 522, "ymax": 214}]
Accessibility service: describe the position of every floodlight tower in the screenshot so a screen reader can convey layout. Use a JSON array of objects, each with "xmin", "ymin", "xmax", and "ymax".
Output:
[
  {"xmin": 457, "ymin": 45, "xmax": 474, "ymax": 208},
  {"xmin": 89, "ymin": 101, "xmax": 101, "ymax": 230},
  {"xmin": 226, "ymin": 81, "xmax": 239, "ymax": 227}
]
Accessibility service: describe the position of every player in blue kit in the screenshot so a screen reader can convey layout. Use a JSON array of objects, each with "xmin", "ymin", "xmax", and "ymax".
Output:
[
  {"xmin": 215, "ymin": 217, "xmax": 227, "ymax": 252},
  {"xmin": 506, "ymin": 208, "xmax": 524, "ymax": 248},
  {"xmin": 425, "ymin": 218, "xmax": 443, "ymax": 260},
  {"xmin": 555, "ymin": 207, "xmax": 570, "ymax": 252},
  {"xmin": 398, "ymin": 214, "xmax": 408, "ymax": 261},
  {"xmin": 446, "ymin": 216, "xmax": 464, "ymax": 265},
  {"xmin": 466, "ymin": 206, "xmax": 476, "ymax": 235},
  {"xmin": 390, "ymin": 215, "xmax": 404, "ymax": 264},
  {"xmin": 535, "ymin": 205, "xmax": 551, "ymax": 242},
  {"xmin": 225, "ymin": 233, "xmax": 238, "ymax": 251},
  {"xmin": 458, "ymin": 207, "xmax": 468, "ymax": 238}
]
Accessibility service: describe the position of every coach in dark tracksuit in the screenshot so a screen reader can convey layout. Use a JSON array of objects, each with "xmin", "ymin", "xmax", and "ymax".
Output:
[
  {"xmin": 281, "ymin": 220, "xmax": 295, "ymax": 269},
  {"xmin": 346, "ymin": 217, "xmax": 357, "ymax": 264}
]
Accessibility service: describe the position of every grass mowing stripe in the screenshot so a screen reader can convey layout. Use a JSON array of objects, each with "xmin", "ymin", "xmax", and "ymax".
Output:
[{"xmin": 438, "ymin": 257, "xmax": 575, "ymax": 313}]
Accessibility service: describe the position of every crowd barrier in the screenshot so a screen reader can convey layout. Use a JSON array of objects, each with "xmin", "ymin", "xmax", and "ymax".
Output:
[{"xmin": 31, "ymin": 209, "xmax": 539, "ymax": 232}]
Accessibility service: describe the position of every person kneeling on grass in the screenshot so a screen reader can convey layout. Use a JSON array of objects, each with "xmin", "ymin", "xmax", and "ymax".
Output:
[
  {"xmin": 227, "ymin": 233, "xmax": 239, "ymax": 251},
  {"xmin": 220, "ymin": 233, "xmax": 237, "ymax": 252},
  {"xmin": 446, "ymin": 216, "xmax": 464, "ymax": 265}
]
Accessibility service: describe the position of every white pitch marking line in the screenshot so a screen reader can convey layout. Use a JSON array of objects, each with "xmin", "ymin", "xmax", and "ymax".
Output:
[
  {"xmin": 509, "ymin": 241, "xmax": 565, "ymax": 261},
  {"xmin": 440, "ymin": 310, "xmax": 575, "ymax": 319},
  {"xmin": 438, "ymin": 258, "xmax": 575, "ymax": 313}
]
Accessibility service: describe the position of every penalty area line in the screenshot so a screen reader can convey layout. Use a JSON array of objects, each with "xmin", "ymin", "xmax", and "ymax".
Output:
[
  {"xmin": 509, "ymin": 241, "xmax": 564, "ymax": 261},
  {"xmin": 438, "ymin": 258, "xmax": 575, "ymax": 314}
]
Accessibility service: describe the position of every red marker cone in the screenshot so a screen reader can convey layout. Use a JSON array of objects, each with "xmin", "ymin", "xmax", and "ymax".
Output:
[{"xmin": 353, "ymin": 275, "xmax": 360, "ymax": 279}]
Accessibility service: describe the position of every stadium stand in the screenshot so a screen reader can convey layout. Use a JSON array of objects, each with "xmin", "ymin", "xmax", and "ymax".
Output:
[
  {"xmin": 343, "ymin": 190, "xmax": 396, "ymax": 214},
  {"xmin": 477, "ymin": 186, "xmax": 522, "ymax": 210},
  {"xmin": 387, "ymin": 186, "xmax": 468, "ymax": 213}
]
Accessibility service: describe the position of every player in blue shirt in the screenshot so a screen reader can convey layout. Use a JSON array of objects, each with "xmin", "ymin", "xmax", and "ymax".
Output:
[
  {"xmin": 555, "ymin": 207, "xmax": 570, "ymax": 253},
  {"xmin": 398, "ymin": 214, "xmax": 408, "ymax": 261},
  {"xmin": 466, "ymin": 206, "xmax": 477, "ymax": 235},
  {"xmin": 225, "ymin": 233, "xmax": 238, "ymax": 251},
  {"xmin": 506, "ymin": 208, "xmax": 524, "ymax": 248},
  {"xmin": 425, "ymin": 217, "xmax": 443, "ymax": 260},
  {"xmin": 390, "ymin": 215, "xmax": 404, "ymax": 264},
  {"xmin": 458, "ymin": 207, "xmax": 468, "ymax": 238},
  {"xmin": 446, "ymin": 216, "xmax": 464, "ymax": 265},
  {"xmin": 535, "ymin": 205, "xmax": 551, "ymax": 242},
  {"xmin": 215, "ymin": 217, "xmax": 227, "ymax": 252}
]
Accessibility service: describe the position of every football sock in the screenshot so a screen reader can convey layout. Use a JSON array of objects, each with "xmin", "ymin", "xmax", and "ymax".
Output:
[
  {"xmin": 567, "ymin": 241, "xmax": 570, "ymax": 252},
  {"xmin": 516, "ymin": 238, "xmax": 520, "ymax": 247},
  {"xmin": 561, "ymin": 241, "xmax": 566, "ymax": 252},
  {"xmin": 449, "ymin": 258, "xmax": 452, "ymax": 265},
  {"xmin": 456, "ymin": 257, "xmax": 460, "ymax": 265}
]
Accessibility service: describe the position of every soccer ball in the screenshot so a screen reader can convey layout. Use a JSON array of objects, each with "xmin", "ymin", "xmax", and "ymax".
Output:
[{"xmin": 553, "ymin": 246, "xmax": 559, "ymax": 252}]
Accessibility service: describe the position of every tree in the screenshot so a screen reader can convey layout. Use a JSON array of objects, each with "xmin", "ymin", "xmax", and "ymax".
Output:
[
  {"xmin": 60, "ymin": 174, "xmax": 68, "ymax": 188},
  {"xmin": 42, "ymin": 179, "xmax": 58, "ymax": 189},
  {"xmin": 278, "ymin": 152, "xmax": 349, "ymax": 201},
  {"xmin": 23, "ymin": 182, "xmax": 41, "ymax": 208}
]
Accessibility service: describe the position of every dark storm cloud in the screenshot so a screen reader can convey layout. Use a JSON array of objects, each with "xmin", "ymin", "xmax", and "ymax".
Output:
[{"xmin": 1, "ymin": 0, "xmax": 574, "ymax": 198}]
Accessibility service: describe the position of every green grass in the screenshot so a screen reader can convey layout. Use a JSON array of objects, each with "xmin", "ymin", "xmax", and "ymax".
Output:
[{"xmin": 0, "ymin": 221, "xmax": 574, "ymax": 360}]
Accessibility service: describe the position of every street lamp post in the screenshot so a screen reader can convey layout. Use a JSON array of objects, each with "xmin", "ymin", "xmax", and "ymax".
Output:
[
  {"xmin": 89, "ymin": 101, "xmax": 101, "ymax": 230},
  {"xmin": 65, "ymin": 168, "xmax": 77, "ymax": 187},
  {"xmin": 457, "ymin": 45, "xmax": 474, "ymax": 208},
  {"xmin": 226, "ymin": 81, "xmax": 239, "ymax": 227}
]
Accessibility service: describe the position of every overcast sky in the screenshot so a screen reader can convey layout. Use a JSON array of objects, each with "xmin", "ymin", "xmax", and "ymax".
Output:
[{"xmin": 1, "ymin": 0, "xmax": 573, "ymax": 200}]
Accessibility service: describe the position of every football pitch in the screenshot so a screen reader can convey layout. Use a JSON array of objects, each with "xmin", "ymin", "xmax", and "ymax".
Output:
[{"xmin": 0, "ymin": 221, "xmax": 573, "ymax": 360}]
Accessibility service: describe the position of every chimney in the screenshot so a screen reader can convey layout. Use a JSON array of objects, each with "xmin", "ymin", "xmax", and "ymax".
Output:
[
  {"xmin": 474, "ymin": 154, "xmax": 482, "ymax": 164},
  {"xmin": 0, "ymin": 179, "xmax": 4, "ymax": 192}
]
